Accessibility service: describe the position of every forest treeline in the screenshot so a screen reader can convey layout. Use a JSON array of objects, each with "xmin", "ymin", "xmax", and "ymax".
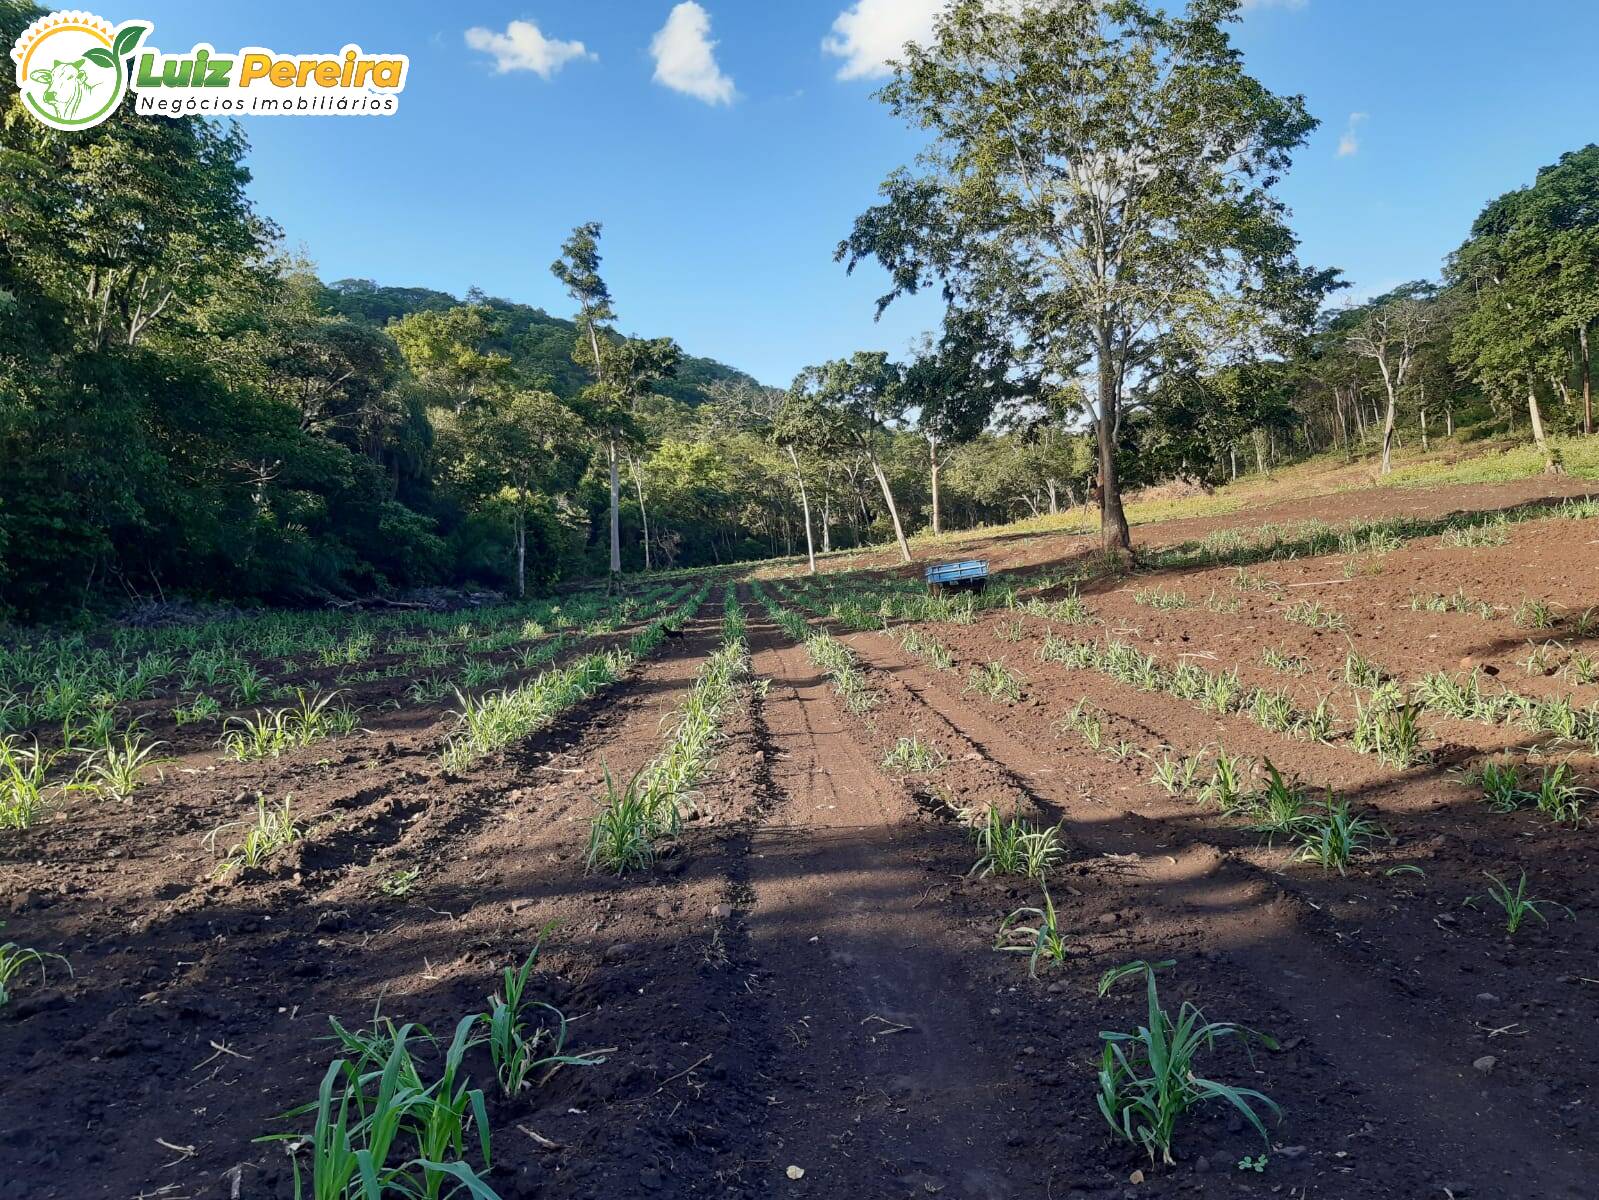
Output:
[{"xmin": 3, "ymin": 0, "xmax": 1597, "ymax": 621}]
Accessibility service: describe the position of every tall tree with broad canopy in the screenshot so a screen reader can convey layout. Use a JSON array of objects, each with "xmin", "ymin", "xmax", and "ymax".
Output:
[
  {"xmin": 701, "ymin": 377, "xmax": 824, "ymax": 574},
  {"xmin": 771, "ymin": 386, "xmax": 829, "ymax": 574},
  {"xmin": 388, "ymin": 305, "xmax": 514, "ymax": 413},
  {"xmin": 837, "ymin": 0, "xmax": 1335, "ymax": 557},
  {"xmin": 436, "ymin": 390, "xmax": 583, "ymax": 597},
  {"xmin": 602, "ymin": 335, "xmax": 682, "ymax": 572},
  {"xmin": 901, "ymin": 307, "xmax": 1013, "ymax": 535},
  {"xmin": 789, "ymin": 352, "xmax": 915, "ymax": 563},
  {"xmin": 1344, "ymin": 283, "xmax": 1440, "ymax": 475},
  {"xmin": 551, "ymin": 222, "xmax": 626, "ymax": 581},
  {"xmin": 1450, "ymin": 146, "xmax": 1599, "ymax": 463}
]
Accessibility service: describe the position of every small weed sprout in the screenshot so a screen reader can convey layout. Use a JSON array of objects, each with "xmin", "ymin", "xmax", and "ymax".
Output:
[
  {"xmin": 1471, "ymin": 760, "xmax": 1528, "ymax": 813},
  {"xmin": 966, "ymin": 661, "xmax": 1025, "ymax": 703},
  {"xmin": 1294, "ymin": 798, "xmax": 1385, "ymax": 874},
  {"xmin": 173, "ymin": 694, "xmax": 222, "ymax": 726},
  {"xmin": 1261, "ymin": 647, "xmax": 1309, "ymax": 676},
  {"xmin": 80, "ymin": 729, "xmax": 163, "ymax": 802},
  {"xmin": 970, "ymin": 806, "xmax": 1063, "ymax": 880},
  {"xmin": 1058, "ymin": 699, "xmax": 1105, "ymax": 751},
  {"xmin": 1342, "ymin": 651, "xmax": 1387, "ymax": 689},
  {"xmin": 0, "ymin": 927, "xmax": 70, "ymax": 1009},
  {"xmin": 0, "ymin": 738, "xmax": 58, "ymax": 831},
  {"xmin": 1532, "ymin": 761, "xmax": 1591, "ymax": 826},
  {"xmin": 378, "ymin": 867, "xmax": 422, "ymax": 899},
  {"xmin": 208, "ymin": 794, "xmax": 301, "ymax": 876},
  {"xmin": 900, "ymin": 628, "xmax": 955, "ymax": 671},
  {"xmin": 1466, "ymin": 871, "xmax": 1572, "ymax": 936},
  {"xmin": 882, "ymin": 736, "xmax": 947, "ymax": 774},
  {"xmin": 1244, "ymin": 762, "xmax": 1311, "ymax": 841},
  {"xmin": 1513, "ymin": 597, "xmax": 1558, "ymax": 630},
  {"xmin": 1562, "ymin": 651, "xmax": 1599, "ymax": 685},
  {"xmin": 1107, "ymin": 738, "xmax": 1141, "ymax": 763},
  {"xmin": 1520, "ymin": 641, "xmax": 1562, "ymax": 677},
  {"xmin": 1151, "ymin": 753, "xmax": 1186, "ymax": 796},
  {"xmin": 1202, "ymin": 590, "xmax": 1242, "ymax": 614},
  {"xmin": 484, "ymin": 940, "xmax": 610, "ymax": 1096},
  {"xmin": 1283, "ymin": 599, "xmax": 1347, "ymax": 631},
  {"xmin": 1231, "ymin": 567, "xmax": 1277, "ymax": 592},
  {"xmin": 1200, "ymin": 752, "xmax": 1250, "ymax": 813},
  {"xmin": 993, "ymin": 886, "xmax": 1070, "ymax": 978},
  {"xmin": 1352, "ymin": 695, "xmax": 1426, "ymax": 767},
  {"xmin": 1133, "ymin": 587, "xmax": 1188, "ymax": 611}
]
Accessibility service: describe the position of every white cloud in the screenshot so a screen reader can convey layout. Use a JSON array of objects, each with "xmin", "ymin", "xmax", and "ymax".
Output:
[
  {"xmin": 823, "ymin": 0, "xmax": 943, "ymax": 81},
  {"xmin": 650, "ymin": 3, "xmax": 736, "ymax": 105},
  {"xmin": 464, "ymin": 19, "xmax": 595, "ymax": 78},
  {"xmin": 1337, "ymin": 111, "xmax": 1367, "ymax": 158}
]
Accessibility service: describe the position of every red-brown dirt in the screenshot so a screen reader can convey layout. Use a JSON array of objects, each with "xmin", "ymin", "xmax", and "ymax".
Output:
[{"xmin": 3, "ymin": 475, "xmax": 1597, "ymax": 1200}]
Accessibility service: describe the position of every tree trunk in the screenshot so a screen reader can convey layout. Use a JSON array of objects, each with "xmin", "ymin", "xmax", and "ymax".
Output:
[
  {"xmin": 515, "ymin": 504, "xmax": 527, "ymax": 599},
  {"xmin": 629, "ymin": 454, "xmax": 652, "ymax": 572},
  {"xmin": 821, "ymin": 493, "xmax": 833, "ymax": 553},
  {"xmin": 1581, "ymin": 321, "xmax": 1593, "ymax": 436},
  {"xmin": 786, "ymin": 445, "xmax": 817, "ymax": 575},
  {"xmin": 1420, "ymin": 405, "xmax": 1428, "ymax": 452},
  {"xmin": 1046, "ymin": 478, "xmax": 1059, "ymax": 516},
  {"xmin": 607, "ymin": 437, "xmax": 622, "ymax": 583},
  {"xmin": 1528, "ymin": 383, "xmax": 1562, "ymax": 474},
  {"xmin": 1446, "ymin": 401, "xmax": 1454, "ymax": 438},
  {"xmin": 928, "ymin": 433, "xmax": 942, "ymax": 536},
  {"xmin": 1380, "ymin": 398, "xmax": 1397, "ymax": 474},
  {"xmin": 868, "ymin": 453, "xmax": 912, "ymax": 563},
  {"xmin": 1094, "ymin": 337, "xmax": 1132, "ymax": 556}
]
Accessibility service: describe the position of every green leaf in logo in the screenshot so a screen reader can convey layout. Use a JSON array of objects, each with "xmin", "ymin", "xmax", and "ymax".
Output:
[
  {"xmin": 111, "ymin": 23, "xmax": 150, "ymax": 60},
  {"xmin": 83, "ymin": 47, "xmax": 115, "ymax": 68}
]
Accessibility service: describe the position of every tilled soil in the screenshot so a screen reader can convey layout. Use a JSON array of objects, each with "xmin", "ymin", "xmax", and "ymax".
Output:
[{"xmin": 3, "ymin": 477, "xmax": 1598, "ymax": 1200}]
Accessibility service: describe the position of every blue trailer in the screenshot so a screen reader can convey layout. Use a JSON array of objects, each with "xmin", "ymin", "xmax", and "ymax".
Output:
[{"xmin": 924, "ymin": 559, "xmax": 989, "ymax": 596}]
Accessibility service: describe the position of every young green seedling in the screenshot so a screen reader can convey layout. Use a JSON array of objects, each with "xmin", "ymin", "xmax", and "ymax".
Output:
[
  {"xmin": 1096, "ymin": 959, "xmax": 1280, "ymax": 1166},
  {"xmin": 1466, "ymin": 871, "xmax": 1572, "ymax": 936}
]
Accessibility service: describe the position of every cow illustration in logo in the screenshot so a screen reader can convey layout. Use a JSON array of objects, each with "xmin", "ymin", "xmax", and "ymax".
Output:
[
  {"xmin": 31, "ymin": 55, "xmax": 97, "ymax": 119},
  {"xmin": 10, "ymin": 10, "xmax": 149, "ymax": 131}
]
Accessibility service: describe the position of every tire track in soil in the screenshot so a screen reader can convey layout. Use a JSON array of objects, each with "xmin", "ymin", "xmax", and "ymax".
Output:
[
  {"xmin": 728, "ymin": 601, "xmax": 1029, "ymax": 1200},
  {"xmin": 837, "ymin": 620, "xmax": 1596, "ymax": 1199}
]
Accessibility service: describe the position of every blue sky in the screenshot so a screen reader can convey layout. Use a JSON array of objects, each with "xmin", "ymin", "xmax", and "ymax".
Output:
[{"xmin": 124, "ymin": 0, "xmax": 1599, "ymax": 386}]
